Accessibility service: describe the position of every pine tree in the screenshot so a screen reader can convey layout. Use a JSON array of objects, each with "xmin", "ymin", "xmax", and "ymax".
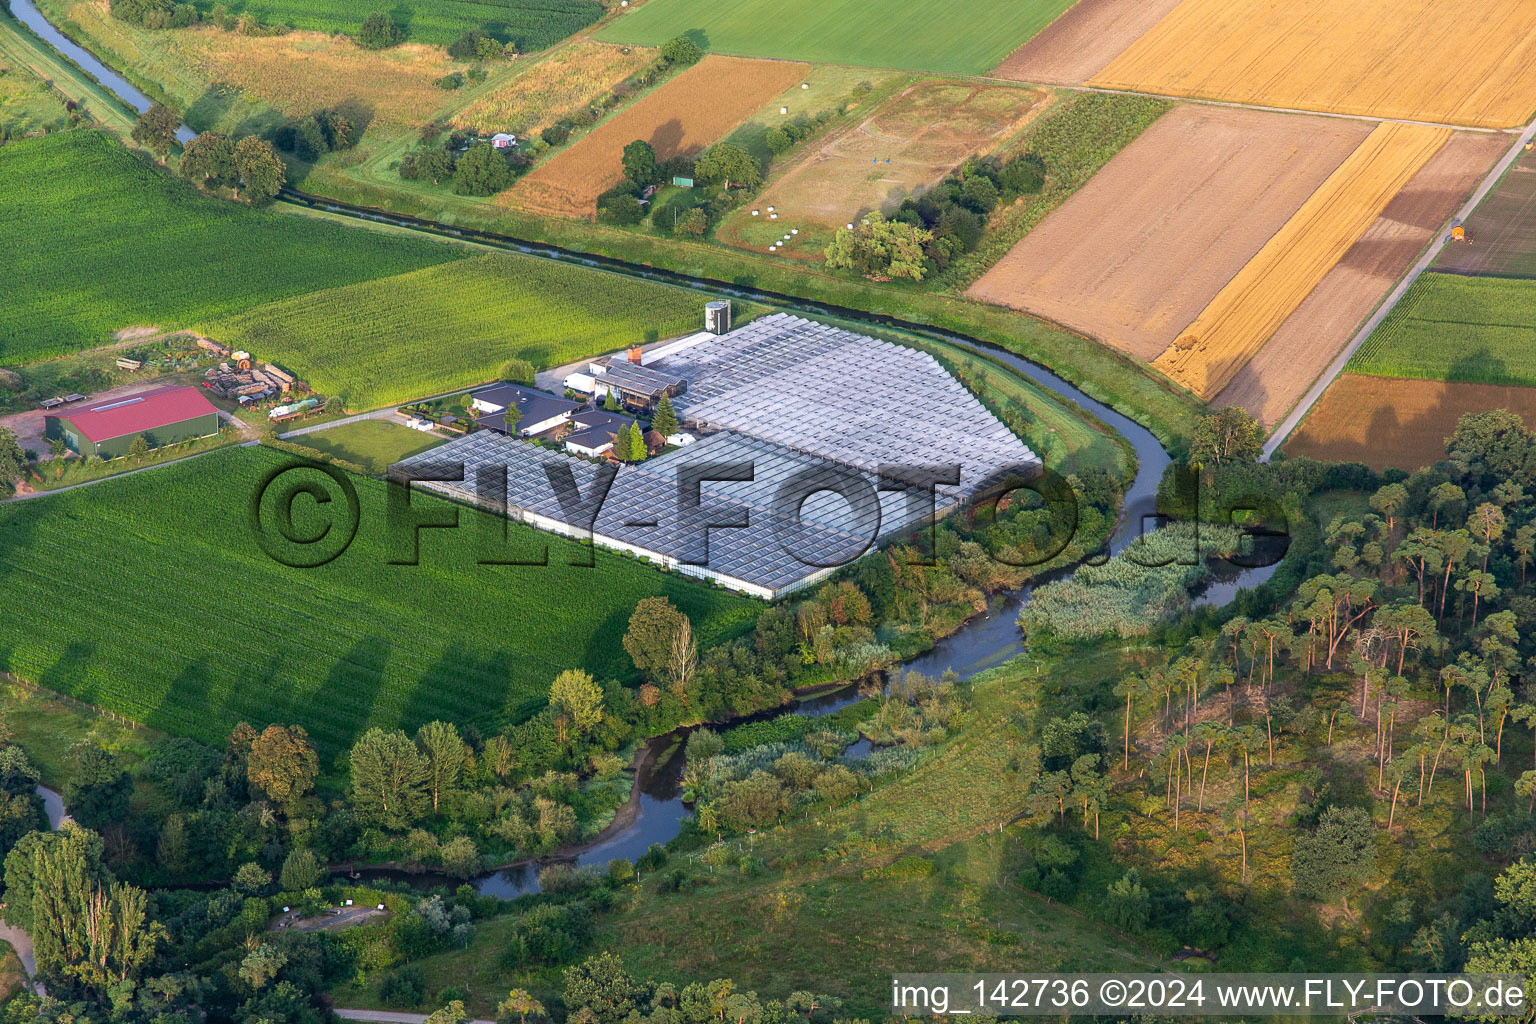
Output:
[
  {"xmin": 611, "ymin": 424, "xmax": 632, "ymax": 462},
  {"xmin": 628, "ymin": 422, "xmax": 648, "ymax": 462},
  {"xmin": 652, "ymin": 393, "xmax": 678, "ymax": 436},
  {"xmin": 603, "ymin": 390, "xmax": 619, "ymax": 412}
]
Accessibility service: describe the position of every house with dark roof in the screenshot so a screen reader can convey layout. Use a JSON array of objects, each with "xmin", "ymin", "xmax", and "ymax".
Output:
[
  {"xmin": 562, "ymin": 410, "xmax": 640, "ymax": 458},
  {"xmin": 588, "ymin": 356, "xmax": 687, "ymax": 410},
  {"xmin": 470, "ymin": 384, "xmax": 580, "ymax": 437},
  {"xmin": 44, "ymin": 385, "xmax": 220, "ymax": 459}
]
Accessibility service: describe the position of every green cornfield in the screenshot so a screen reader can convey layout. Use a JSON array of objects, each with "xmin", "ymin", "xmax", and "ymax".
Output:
[
  {"xmin": 0, "ymin": 131, "xmax": 466, "ymax": 366},
  {"xmin": 208, "ymin": 253, "xmax": 711, "ymax": 409},
  {"xmin": 191, "ymin": 0, "xmax": 601, "ymax": 49},
  {"xmin": 0, "ymin": 447, "xmax": 757, "ymax": 756},
  {"xmin": 1351, "ymin": 272, "xmax": 1536, "ymax": 386}
]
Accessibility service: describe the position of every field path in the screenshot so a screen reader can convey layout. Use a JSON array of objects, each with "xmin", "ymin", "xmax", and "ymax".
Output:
[{"xmin": 1265, "ymin": 117, "xmax": 1536, "ymax": 456}]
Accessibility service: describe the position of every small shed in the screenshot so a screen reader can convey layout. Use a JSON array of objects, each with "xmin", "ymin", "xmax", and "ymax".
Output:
[{"xmin": 491, "ymin": 133, "xmax": 517, "ymax": 149}]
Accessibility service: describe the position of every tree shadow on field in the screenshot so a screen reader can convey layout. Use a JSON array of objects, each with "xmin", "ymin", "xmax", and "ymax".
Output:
[
  {"xmin": 682, "ymin": 28, "xmax": 709, "ymax": 51},
  {"xmin": 310, "ymin": 634, "xmax": 395, "ymax": 761},
  {"xmin": 649, "ymin": 118, "xmax": 688, "ymax": 159},
  {"xmin": 401, "ymin": 642, "xmax": 513, "ymax": 741},
  {"xmin": 1281, "ymin": 349, "xmax": 1522, "ymax": 472},
  {"xmin": 155, "ymin": 658, "xmax": 214, "ymax": 741},
  {"xmin": 185, "ymin": 84, "xmax": 239, "ymax": 134},
  {"xmin": 388, "ymin": 2, "xmax": 415, "ymax": 39},
  {"xmin": 36, "ymin": 641, "xmax": 97, "ymax": 709}
]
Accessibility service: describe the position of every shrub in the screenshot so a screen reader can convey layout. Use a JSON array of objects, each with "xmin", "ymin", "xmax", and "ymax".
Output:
[
  {"xmin": 659, "ymin": 35, "xmax": 703, "ymax": 65},
  {"xmin": 541, "ymin": 123, "xmax": 571, "ymax": 146},
  {"xmin": 379, "ymin": 966, "xmax": 426, "ymax": 1008},
  {"xmin": 358, "ymin": 12, "xmax": 402, "ymax": 49},
  {"xmin": 436, "ymin": 73, "xmax": 464, "ymax": 91}
]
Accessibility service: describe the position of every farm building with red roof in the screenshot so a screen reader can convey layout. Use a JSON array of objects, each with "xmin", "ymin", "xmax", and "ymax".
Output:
[{"xmin": 45, "ymin": 385, "xmax": 221, "ymax": 459}]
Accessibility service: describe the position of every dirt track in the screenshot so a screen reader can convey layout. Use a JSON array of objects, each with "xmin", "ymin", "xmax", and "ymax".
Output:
[
  {"xmin": 1219, "ymin": 132, "xmax": 1507, "ymax": 427},
  {"xmin": 508, "ymin": 55, "xmax": 806, "ymax": 218},
  {"xmin": 990, "ymin": 0, "xmax": 1184, "ymax": 84},
  {"xmin": 1285, "ymin": 373, "xmax": 1536, "ymax": 471},
  {"xmin": 965, "ymin": 105, "xmax": 1368, "ymax": 360}
]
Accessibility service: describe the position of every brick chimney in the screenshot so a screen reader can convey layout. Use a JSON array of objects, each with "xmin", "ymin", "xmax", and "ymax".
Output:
[{"xmin": 627, "ymin": 347, "xmax": 643, "ymax": 364}]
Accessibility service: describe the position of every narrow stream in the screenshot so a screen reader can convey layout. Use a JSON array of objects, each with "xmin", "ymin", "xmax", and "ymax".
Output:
[
  {"xmin": 9, "ymin": 0, "xmax": 195, "ymax": 142},
  {"xmin": 11, "ymin": 0, "xmax": 1284, "ymax": 900}
]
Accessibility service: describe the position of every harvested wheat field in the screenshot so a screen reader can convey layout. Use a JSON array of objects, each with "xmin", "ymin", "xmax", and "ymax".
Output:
[
  {"xmin": 1154, "ymin": 123, "xmax": 1449, "ymax": 400},
  {"xmin": 1090, "ymin": 0, "xmax": 1536, "ymax": 127},
  {"xmin": 455, "ymin": 42, "xmax": 656, "ymax": 136},
  {"xmin": 991, "ymin": 0, "xmax": 1184, "ymax": 85},
  {"xmin": 1436, "ymin": 147, "xmax": 1536, "ymax": 277},
  {"xmin": 966, "ymin": 105, "xmax": 1369, "ymax": 360},
  {"xmin": 1285, "ymin": 374, "xmax": 1536, "ymax": 471},
  {"xmin": 508, "ymin": 56, "xmax": 806, "ymax": 218},
  {"xmin": 1219, "ymin": 133, "xmax": 1507, "ymax": 429},
  {"xmin": 717, "ymin": 81, "xmax": 1048, "ymax": 254}
]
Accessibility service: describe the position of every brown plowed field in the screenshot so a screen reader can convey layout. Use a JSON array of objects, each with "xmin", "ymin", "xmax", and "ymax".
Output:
[
  {"xmin": 1090, "ymin": 0, "xmax": 1536, "ymax": 127},
  {"xmin": 1435, "ymin": 147, "xmax": 1536, "ymax": 277},
  {"xmin": 507, "ymin": 55, "xmax": 807, "ymax": 218},
  {"xmin": 1219, "ymin": 133, "xmax": 1507, "ymax": 429},
  {"xmin": 1285, "ymin": 374, "xmax": 1536, "ymax": 471},
  {"xmin": 991, "ymin": 0, "xmax": 1185, "ymax": 85},
  {"xmin": 715, "ymin": 80, "xmax": 1048, "ymax": 256},
  {"xmin": 965, "ymin": 105, "xmax": 1369, "ymax": 360}
]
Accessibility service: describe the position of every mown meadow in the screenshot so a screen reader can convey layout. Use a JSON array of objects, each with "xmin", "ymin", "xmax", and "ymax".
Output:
[
  {"xmin": 1351, "ymin": 271, "xmax": 1536, "ymax": 386},
  {"xmin": 0, "ymin": 130, "xmax": 463, "ymax": 364},
  {"xmin": 207, "ymin": 252, "xmax": 715, "ymax": 409},
  {"xmin": 0, "ymin": 446, "xmax": 757, "ymax": 756},
  {"xmin": 595, "ymin": 0, "xmax": 1075, "ymax": 75}
]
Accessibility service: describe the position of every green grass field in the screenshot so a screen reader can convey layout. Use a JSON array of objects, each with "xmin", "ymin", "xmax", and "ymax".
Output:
[
  {"xmin": 1350, "ymin": 272, "xmax": 1536, "ymax": 386},
  {"xmin": 0, "ymin": 130, "xmax": 464, "ymax": 365},
  {"xmin": 191, "ymin": 0, "xmax": 600, "ymax": 49},
  {"xmin": 207, "ymin": 252, "xmax": 711, "ymax": 409},
  {"xmin": 0, "ymin": 446, "xmax": 757, "ymax": 756},
  {"xmin": 294, "ymin": 419, "xmax": 447, "ymax": 474},
  {"xmin": 595, "ymin": 0, "xmax": 1077, "ymax": 75}
]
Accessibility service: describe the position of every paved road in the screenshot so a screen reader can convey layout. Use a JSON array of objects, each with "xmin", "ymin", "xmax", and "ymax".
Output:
[
  {"xmin": 1263, "ymin": 116, "xmax": 1536, "ymax": 457},
  {"xmin": 334, "ymin": 1009, "xmax": 495, "ymax": 1024}
]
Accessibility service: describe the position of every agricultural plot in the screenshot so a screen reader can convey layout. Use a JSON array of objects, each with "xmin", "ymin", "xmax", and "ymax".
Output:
[
  {"xmin": 595, "ymin": 0, "xmax": 1076, "ymax": 75},
  {"xmin": 1218, "ymin": 133, "xmax": 1506, "ymax": 429},
  {"xmin": 0, "ymin": 447, "xmax": 756, "ymax": 756},
  {"xmin": 44, "ymin": 0, "xmax": 465, "ymax": 131},
  {"xmin": 1154, "ymin": 123, "xmax": 1450, "ymax": 400},
  {"xmin": 1285, "ymin": 374, "xmax": 1536, "ymax": 471},
  {"xmin": 0, "ymin": 131, "xmax": 462, "ymax": 365},
  {"xmin": 207, "ymin": 253, "xmax": 710, "ymax": 409},
  {"xmin": 1349, "ymin": 273, "xmax": 1536, "ymax": 388},
  {"xmin": 716, "ymin": 80, "xmax": 1048, "ymax": 259},
  {"xmin": 509, "ymin": 56, "xmax": 805, "ymax": 218},
  {"xmin": 186, "ymin": 0, "xmax": 600, "ymax": 50},
  {"xmin": 991, "ymin": 0, "xmax": 1184, "ymax": 85},
  {"xmin": 1436, "ymin": 147, "xmax": 1536, "ymax": 277},
  {"xmin": 454, "ymin": 41, "xmax": 656, "ymax": 137},
  {"xmin": 1089, "ymin": 0, "xmax": 1536, "ymax": 128},
  {"xmin": 966, "ymin": 106, "xmax": 1369, "ymax": 360}
]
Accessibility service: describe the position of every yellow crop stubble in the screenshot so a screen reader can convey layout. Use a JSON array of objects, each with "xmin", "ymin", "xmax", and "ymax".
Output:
[
  {"xmin": 1089, "ymin": 0, "xmax": 1536, "ymax": 128},
  {"xmin": 1153, "ymin": 122, "xmax": 1450, "ymax": 401}
]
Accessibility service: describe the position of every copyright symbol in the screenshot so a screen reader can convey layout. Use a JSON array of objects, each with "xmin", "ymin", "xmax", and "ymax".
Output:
[
  {"xmin": 250, "ymin": 461, "xmax": 360, "ymax": 568},
  {"xmin": 1100, "ymin": 980, "xmax": 1126, "ymax": 1007}
]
